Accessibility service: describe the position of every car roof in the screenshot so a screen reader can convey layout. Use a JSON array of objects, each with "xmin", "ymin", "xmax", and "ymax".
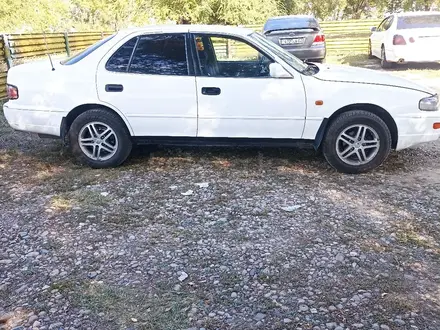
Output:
[
  {"xmin": 117, "ymin": 25, "xmax": 254, "ymax": 37},
  {"xmin": 394, "ymin": 11, "xmax": 440, "ymax": 17},
  {"xmin": 266, "ymin": 15, "xmax": 316, "ymax": 21}
]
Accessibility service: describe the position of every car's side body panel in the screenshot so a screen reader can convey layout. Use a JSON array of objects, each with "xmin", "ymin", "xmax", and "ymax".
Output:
[
  {"xmin": 96, "ymin": 32, "xmax": 199, "ymax": 137},
  {"xmin": 3, "ymin": 24, "xmax": 440, "ymax": 156},
  {"xmin": 301, "ymin": 75, "xmax": 440, "ymax": 150},
  {"xmin": 195, "ymin": 76, "xmax": 307, "ymax": 138}
]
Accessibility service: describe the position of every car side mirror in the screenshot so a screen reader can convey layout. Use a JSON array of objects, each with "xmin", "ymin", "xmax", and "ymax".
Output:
[
  {"xmin": 371, "ymin": 27, "xmax": 377, "ymax": 32},
  {"xmin": 269, "ymin": 63, "xmax": 292, "ymax": 78}
]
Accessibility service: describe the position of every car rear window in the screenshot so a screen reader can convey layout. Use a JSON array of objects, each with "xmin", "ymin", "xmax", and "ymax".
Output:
[
  {"xmin": 264, "ymin": 17, "xmax": 319, "ymax": 32},
  {"xmin": 397, "ymin": 14, "xmax": 440, "ymax": 29},
  {"xmin": 61, "ymin": 34, "xmax": 115, "ymax": 65}
]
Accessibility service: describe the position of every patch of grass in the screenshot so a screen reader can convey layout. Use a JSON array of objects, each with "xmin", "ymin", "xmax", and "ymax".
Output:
[
  {"xmin": 69, "ymin": 283, "xmax": 194, "ymax": 330},
  {"xmin": 395, "ymin": 223, "xmax": 440, "ymax": 253},
  {"xmin": 382, "ymin": 293, "xmax": 415, "ymax": 313},
  {"xmin": 50, "ymin": 279, "xmax": 78, "ymax": 292},
  {"xmin": 68, "ymin": 189, "xmax": 110, "ymax": 208},
  {"xmin": 50, "ymin": 196, "xmax": 73, "ymax": 212}
]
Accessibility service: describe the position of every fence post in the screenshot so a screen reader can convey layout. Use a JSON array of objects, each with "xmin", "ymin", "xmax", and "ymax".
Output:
[
  {"xmin": 2, "ymin": 34, "xmax": 13, "ymax": 69},
  {"xmin": 226, "ymin": 39, "xmax": 231, "ymax": 59},
  {"xmin": 64, "ymin": 32, "xmax": 71, "ymax": 57}
]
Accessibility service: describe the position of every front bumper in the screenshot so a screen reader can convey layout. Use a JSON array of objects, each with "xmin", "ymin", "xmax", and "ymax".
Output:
[
  {"xmin": 395, "ymin": 112, "xmax": 440, "ymax": 150},
  {"xmin": 3, "ymin": 103, "xmax": 64, "ymax": 137}
]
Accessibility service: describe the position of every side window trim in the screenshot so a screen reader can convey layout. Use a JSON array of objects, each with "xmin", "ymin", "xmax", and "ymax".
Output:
[
  {"xmin": 126, "ymin": 37, "xmax": 140, "ymax": 73},
  {"xmin": 105, "ymin": 36, "xmax": 138, "ymax": 73},
  {"xmin": 190, "ymin": 33, "xmax": 275, "ymax": 79},
  {"xmin": 107, "ymin": 33, "xmax": 193, "ymax": 77},
  {"xmin": 377, "ymin": 17, "xmax": 387, "ymax": 31},
  {"xmin": 386, "ymin": 16, "xmax": 394, "ymax": 30},
  {"xmin": 187, "ymin": 33, "xmax": 200, "ymax": 76}
]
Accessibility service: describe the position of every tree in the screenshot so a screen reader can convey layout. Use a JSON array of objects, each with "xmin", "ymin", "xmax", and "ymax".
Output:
[
  {"xmin": 0, "ymin": 0, "xmax": 68, "ymax": 32},
  {"xmin": 153, "ymin": 0, "xmax": 280, "ymax": 25}
]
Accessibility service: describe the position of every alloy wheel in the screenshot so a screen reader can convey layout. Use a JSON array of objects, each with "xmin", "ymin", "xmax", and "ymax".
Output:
[
  {"xmin": 78, "ymin": 122, "xmax": 119, "ymax": 161},
  {"xmin": 336, "ymin": 124, "xmax": 380, "ymax": 166}
]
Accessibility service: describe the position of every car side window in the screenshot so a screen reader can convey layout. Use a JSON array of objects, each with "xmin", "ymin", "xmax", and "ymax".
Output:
[
  {"xmin": 384, "ymin": 16, "xmax": 394, "ymax": 30},
  {"xmin": 106, "ymin": 37, "xmax": 137, "ymax": 72},
  {"xmin": 377, "ymin": 18, "xmax": 387, "ymax": 32},
  {"xmin": 194, "ymin": 35, "xmax": 273, "ymax": 78},
  {"xmin": 128, "ymin": 34, "xmax": 189, "ymax": 76}
]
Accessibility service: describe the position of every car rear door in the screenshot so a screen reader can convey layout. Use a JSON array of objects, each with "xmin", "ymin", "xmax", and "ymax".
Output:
[
  {"xmin": 96, "ymin": 32, "xmax": 198, "ymax": 137},
  {"xmin": 191, "ymin": 33, "xmax": 306, "ymax": 139}
]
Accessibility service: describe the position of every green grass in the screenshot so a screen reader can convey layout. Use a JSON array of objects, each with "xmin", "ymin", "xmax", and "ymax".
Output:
[
  {"xmin": 327, "ymin": 53, "xmax": 440, "ymax": 77},
  {"xmin": 67, "ymin": 282, "xmax": 194, "ymax": 330}
]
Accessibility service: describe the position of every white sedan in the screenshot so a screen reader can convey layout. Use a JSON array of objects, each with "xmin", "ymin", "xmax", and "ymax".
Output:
[
  {"xmin": 3, "ymin": 25, "xmax": 440, "ymax": 173},
  {"xmin": 369, "ymin": 11, "xmax": 440, "ymax": 68}
]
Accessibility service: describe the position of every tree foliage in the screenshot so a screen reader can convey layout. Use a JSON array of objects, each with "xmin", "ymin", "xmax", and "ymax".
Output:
[{"xmin": 0, "ymin": 0, "xmax": 439, "ymax": 32}]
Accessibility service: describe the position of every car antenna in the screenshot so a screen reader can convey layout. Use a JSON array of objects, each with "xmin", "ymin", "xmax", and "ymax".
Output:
[
  {"xmin": 43, "ymin": 32, "xmax": 55, "ymax": 71},
  {"xmin": 47, "ymin": 54, "xmax": 55, "ymax": 71}
]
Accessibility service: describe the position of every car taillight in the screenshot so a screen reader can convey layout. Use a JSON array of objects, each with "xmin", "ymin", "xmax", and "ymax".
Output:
[
  {"xmin": 393, "ymin": 35, "xmax": 406, "ymax": 45},
  {"xmin": 313, "ymin": 34, "xmax": 325, "ymax": 43},
  {"xmin": 7, "ymin": 84, "xmax": 19, "ymax": 100}
]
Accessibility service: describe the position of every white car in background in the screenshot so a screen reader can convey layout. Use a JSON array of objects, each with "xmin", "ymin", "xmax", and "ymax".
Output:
[
  {"xmin": 369, "ymin": 11, "xmax": 440, "ymax": 68},
  {"xmin": 3, "ymin": 25, "xmax": 440, "ymax": 174}
]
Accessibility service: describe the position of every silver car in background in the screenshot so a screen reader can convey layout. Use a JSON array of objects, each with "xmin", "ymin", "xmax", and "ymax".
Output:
[{"xmin": 263, "ymin": 15, "xmax": 326, "ymax": 63}]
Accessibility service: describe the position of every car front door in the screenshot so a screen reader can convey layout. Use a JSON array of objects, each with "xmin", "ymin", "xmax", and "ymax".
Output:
[
  {"xmin": 96, "ymin": 33, "xmax": 198, "ymax": 137},
  {"xmin": 191, "ymin": 33, "xmax": 306, "ymax": 139}
]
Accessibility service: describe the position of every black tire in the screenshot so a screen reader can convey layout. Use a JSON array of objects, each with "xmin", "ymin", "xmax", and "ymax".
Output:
[
  {"xmin": 322, "ymin": 110, "xmax": 392, "ymax": 174},
  {"xmin": 314, "ymin": 58, "xmax": 326, "ymax": 64},
  {"xmin": 69, "ymin": 109, "xmax": 132, "ymax": 168},
  {"xmin": 380, "ymin": 46, "xmax": 393, "ymax": 69},
  {"xmin": 368, "ymin": 40, "xmax": 374, "ymax": 59}
]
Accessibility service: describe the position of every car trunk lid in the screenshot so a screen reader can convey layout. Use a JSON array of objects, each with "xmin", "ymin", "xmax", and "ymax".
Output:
[{"xmin": 265, "ymin": 28, "xmax": 320, "ymax": 48}]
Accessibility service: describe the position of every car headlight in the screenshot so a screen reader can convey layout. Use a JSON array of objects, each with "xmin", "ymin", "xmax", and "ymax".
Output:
[{"xmin": 419, "ymin": 94, "xmax": 439, "ymax": 111}]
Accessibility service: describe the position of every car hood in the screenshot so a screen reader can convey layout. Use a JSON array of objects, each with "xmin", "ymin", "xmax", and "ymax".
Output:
[{"xmin": 313, "ymin": 64, "xmax": 436, "ymax": 95}]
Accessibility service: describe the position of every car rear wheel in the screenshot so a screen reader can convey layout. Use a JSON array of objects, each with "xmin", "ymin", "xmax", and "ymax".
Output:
[
  {"xmin": 69, "ymin": 109, "xmax": 132, "ymax": 168},
  {"xmin": 322, "ymin": 110, "xmax": 392, "ymax": 174},
  {"xmin": 381, "ymin": 46, "xmax": 393, "ymax": 69},
  {"xmin": 368, "ymin": 40, "xmax": 374, "ymax": 59}
]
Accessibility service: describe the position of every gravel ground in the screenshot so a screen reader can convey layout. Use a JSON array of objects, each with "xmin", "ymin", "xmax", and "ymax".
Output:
[{"xmin": 1, "ymin": 65, "xmax": 440, "ymax": 330}]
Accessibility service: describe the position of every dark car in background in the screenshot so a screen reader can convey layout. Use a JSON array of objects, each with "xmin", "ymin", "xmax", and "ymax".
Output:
[{"xmin": 263, "ymin": 15, "xmax": 326, "ymax": 62}]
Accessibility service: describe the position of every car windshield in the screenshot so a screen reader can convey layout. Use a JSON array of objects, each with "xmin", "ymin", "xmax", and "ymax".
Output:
[
  {"xmin": 263, "ymin": 16, "xmax": 319, "ymax": 32},
  {"xmin": 61, "ymin": 34, "xmax": 115, "ymax": 65},
  {"xmin": 397, "ymin": 14, "xmax": 440, "ymax": 29},
  {"xmin": 250, "ymin": 32, "xmax": 311, "ymax": 74}
]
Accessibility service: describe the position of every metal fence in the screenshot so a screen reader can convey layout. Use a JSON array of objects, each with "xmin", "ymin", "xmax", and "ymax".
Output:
[
  {"xmin": 0, "ymin": 19, "xmax": 381, "ymax": 100},
  {"xmin": 0, "ymin": 32, "xmax": 112, "ymax": 100}
]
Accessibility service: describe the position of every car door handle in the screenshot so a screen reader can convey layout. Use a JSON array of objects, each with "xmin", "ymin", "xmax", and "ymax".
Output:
[
  {"xmin": 105, "ymin": 84, "xmax": 124, "ymax": 92},
  {"xmin": 201, "ymin": 87, "xmax": 221, "ymax": 96}
]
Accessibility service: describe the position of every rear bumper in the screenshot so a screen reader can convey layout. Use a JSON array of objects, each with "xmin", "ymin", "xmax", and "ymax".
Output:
[
  {"xmin": 386, "ymin": 47, "xmax": 440, "ymax": 63},
  {"xmin": 395, "ymin": 112, "xmax": 440, "ymax": 150},
  {"xmin": 286, "ymin": 46, "xmax": 326, "ymax": 60},
  {"xmin": 3, "ymin": 103, "xmax": 64, "ymax": 137}
]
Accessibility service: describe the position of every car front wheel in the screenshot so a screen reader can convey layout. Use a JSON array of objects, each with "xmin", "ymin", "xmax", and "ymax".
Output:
[
  {"xmin": 69, "ymin": 109, "xmax": 132, "ymax": 168},
  {"xmin": 322, "ymin": 110, "xmax": 392, "ymax": 174}
]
